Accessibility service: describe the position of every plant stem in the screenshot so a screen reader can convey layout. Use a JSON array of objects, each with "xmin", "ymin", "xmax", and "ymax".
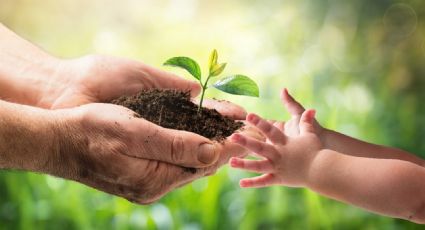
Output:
[{"xmin": 198, "ymin": 74, "xmax": 212, "ymax": 113}]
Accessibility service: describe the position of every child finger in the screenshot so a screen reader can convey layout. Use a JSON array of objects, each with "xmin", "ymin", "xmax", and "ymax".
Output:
[
  {"xmin": 271, "ymin": 120, "xmax": 285, "ymax": 131},
  {"xmin": 299, "ymin": 109, "xmax": 316, "ymax": 134},
  {"xmin": 247, "ymin": 151, "xmax": 268, "ymax": 159},
  {"xmin": 246, "ymin": 113, "xmax": 286, "ymax": 144},
  {"xmin": 230, "ymin": 133, "xmax": 278, "ymax": 160},
  {"xmin": 240, "ymin": 173, "xmax": 277, "ymax": 188},
  {"xmin": 280, "ymin": 88, "xmax": 305, "ymax": 117},
  {"xmin": 229, "ymin": 157, "xmax": 273, "ymax": 173}
]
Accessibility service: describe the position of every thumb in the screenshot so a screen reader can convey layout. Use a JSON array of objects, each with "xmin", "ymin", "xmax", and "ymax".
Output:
[
  {"xmin": 164, "ymin": 129, "xmax": 221, "ymax": 167},
  {"xmin": 299, "ymin": 109, "xmax": 316, "ymax": 135},
  {"xmin": 126, "ymin": 118, "xmax": 220, "ymax": 168},
  {"xmin": 280, "ymin": 88, "xmax": 305, "ymax": 117}
]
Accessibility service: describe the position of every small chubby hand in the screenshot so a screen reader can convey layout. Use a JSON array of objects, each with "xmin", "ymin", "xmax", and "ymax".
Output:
[
  {"xmin": 229, "ymin": 109, "xmax": 323, "ymax": 188},
  {"xmin": 277, "ymin": 88, "xmax": 324, "ymax": 137}
]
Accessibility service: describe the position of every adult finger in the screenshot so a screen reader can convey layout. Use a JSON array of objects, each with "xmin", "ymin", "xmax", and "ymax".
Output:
[
  {"xmin": 125, "ymin": 120, "xmax": 221, "ymax": 168},
  {"xmin": 131, "ymin": 161, "xmax": 209, "ymax": 204},
  {"xmin": 192, "ymin": 98, "xmax": 247, "ymax": 120},
  {"xmin": 140, "ymin": 62, "xmax": 201, "ymax": 97}
]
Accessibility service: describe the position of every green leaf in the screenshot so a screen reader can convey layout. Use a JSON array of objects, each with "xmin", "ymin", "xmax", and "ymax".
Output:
[
  {"xmin": 208, "ymin": 49, "xmax": 218, "ymax": 72},
  {"xmin": 164, "ymin": 56, "xmax": 201, "ymax": 80},
  {"xmin": 210, "ymin": 63, "xmax": 226, "ymax": 77},
  {"xmin": 213, "ymin": 75, "xmax": 259, "ymax": 97}
]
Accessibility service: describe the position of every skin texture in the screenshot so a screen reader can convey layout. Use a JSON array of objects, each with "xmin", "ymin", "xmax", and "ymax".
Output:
[
  {"xmin": 0, "ymin": 99, "xmax": 255, "ymax": 204},
  {"xmin": 0, "ymin": 23, "xmax": 200, "ymax": 108},
  {"xmin": 230, "ymin": 89, "xmax": 425, "ymax": 224},
  {"xmin": 0, "ymin": 23, "xmax": 257, "ymax": 204}
]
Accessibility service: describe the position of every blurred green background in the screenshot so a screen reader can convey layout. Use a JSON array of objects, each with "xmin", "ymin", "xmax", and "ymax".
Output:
[{"xmin": 1, "ymin": 0, "xmax": 424, "ymax": 229}]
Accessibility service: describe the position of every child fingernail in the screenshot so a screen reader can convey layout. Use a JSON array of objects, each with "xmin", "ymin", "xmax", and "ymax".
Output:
[
  {"xmin": 247, "ymin": 113, "xmax": 259, "ymax": 123},
  {"xmin": 240, "ymin": 180, "xmax": 249, "ymax": 187},
  {"xmin": 310, "ymin": 110, "xmax": 316, "ymax": 119},
  {"xmin": 229, "ymin": 158, "xmax": 238, "ymax": 167}
]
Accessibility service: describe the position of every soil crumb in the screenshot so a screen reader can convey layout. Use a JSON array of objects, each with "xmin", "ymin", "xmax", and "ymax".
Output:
[{"xmin": 111, "ymin": 89, "xmax": 244, "ymax": 141}]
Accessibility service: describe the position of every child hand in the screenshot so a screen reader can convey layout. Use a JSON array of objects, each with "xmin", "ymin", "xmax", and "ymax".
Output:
[
  {"xmin": 280, "ymin": 88, "xmax": 324, "ymax": 138},
  {"xmin": 229, "ymin": 109, "xmax": 323, "ymax": 188}
]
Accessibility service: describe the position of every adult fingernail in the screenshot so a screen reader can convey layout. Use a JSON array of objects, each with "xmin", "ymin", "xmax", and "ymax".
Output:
[{"xmin": 198, "ymin": 143, "xmax": 218, "ymax": 164}]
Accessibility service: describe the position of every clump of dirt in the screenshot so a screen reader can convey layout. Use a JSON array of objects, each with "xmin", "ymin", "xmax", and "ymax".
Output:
[{"xmin": 111, "ymin": 89, "xmax": 244, "ymax": 141}]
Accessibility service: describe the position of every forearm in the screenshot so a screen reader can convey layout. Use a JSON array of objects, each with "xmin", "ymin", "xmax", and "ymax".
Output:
[
  {"xmin": 307, "ymin": 149, "xmax": 425, "ymax": 223},
  {"xmin": 0, "ymin": 99, "xmax": 61, "ymax": 172},
  {"xmin": 322, "ymin": 128, "xmax": 425, "ymax": 166},
  {"xmin": 0, "ymin": 23, "xmax": 62, "ymax": 107}
]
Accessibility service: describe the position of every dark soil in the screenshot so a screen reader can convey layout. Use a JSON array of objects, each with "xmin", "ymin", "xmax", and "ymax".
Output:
[{"xmin": 111, "ymin": 89, "xmax": 244, "ymax": 141}]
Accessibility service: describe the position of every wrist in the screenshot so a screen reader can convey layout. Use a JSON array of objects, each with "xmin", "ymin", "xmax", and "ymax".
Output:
[
  {"xmin": 0, "ymin": 101, "xmax": 62, "ymax": 172},
  {"xmin": 41, "ymin": 107, "xmax": 88, "ymax": 179},
  {"xmin": 0, "ymin": 23, "xmax": 66, "ymax": 108},
  {"xmin": 0, "ymin": 54, "xmax": 64, "ymax": 107},
  {"xmin": 304, "ymin": 148, "xmax": 333, "ymax": 190}
]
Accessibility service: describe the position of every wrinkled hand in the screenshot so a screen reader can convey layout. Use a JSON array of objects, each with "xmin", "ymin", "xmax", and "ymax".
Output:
[
  {"xmin": 52, "ymin": 102, "xmax": 253, "ymax": 204},
  {"xmin": 38, "ymin": 55, "xmax": 201, "ymax": 109},
  {"xmin": 33, "ymin": 54, "xmax": 255, "ymax": 203}
]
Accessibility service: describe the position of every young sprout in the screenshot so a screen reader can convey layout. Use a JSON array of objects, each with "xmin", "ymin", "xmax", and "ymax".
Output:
[{"xmin": 164, "ymin": 49, "xmax": 259, "ymax": 112}]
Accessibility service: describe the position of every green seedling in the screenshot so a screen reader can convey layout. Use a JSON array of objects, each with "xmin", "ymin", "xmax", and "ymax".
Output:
[{"xmin": 164, "ymin": 49, "xmax": 259, "ymax": 112}]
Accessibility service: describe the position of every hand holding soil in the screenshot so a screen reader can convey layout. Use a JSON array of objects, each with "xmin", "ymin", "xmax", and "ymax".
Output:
[
  {"xmin": 0, "ymin": 23, "xmax": 261, "ymax": 204},
  {"xmin": 46, "ymin": 102, "xmax": 250, "ymax": 204},
  {"xmin": 42, "ymin": 54, "xmax": 202, "ymax": 109}
]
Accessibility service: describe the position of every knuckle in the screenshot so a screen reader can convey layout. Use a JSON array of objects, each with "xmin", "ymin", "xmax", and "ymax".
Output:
[
  {"xmin": 262, "ymin": 122, "xmax": 273, "ymax": 134},
  {"xmin": 256, "ymin": 143, "xmax": 265, "ymax": 153},
  {"xmin": 171, "ymin": 136, "xmax": 185, "ymax": 163}
]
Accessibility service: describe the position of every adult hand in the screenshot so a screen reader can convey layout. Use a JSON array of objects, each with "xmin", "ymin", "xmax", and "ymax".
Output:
[
  {"xmin": 0, "ymin": 23, "xmax": 247, "ymax": 118},
  {"xmin": 0, "ymin": 24, "xmax": 254, "ymax": 203},
  {"xmin": 51, "ymin": 103, "xmax": 252, "ymax": 204},
  {"xmin": 34, "ymin": 55, "xmax": 199, "ymax": 108}
]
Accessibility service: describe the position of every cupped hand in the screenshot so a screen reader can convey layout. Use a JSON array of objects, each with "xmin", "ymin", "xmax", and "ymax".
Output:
[
  {"xmin": 43, "ymin": 54, "xmax": 247, "ymax": 119},
  {"xmin": 52, "ymin": 102, "xmax": 252, "ymax": 204},
  {"xmin": 38, "ymin": 55, "xmax": 201, "ymax": 109}
]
